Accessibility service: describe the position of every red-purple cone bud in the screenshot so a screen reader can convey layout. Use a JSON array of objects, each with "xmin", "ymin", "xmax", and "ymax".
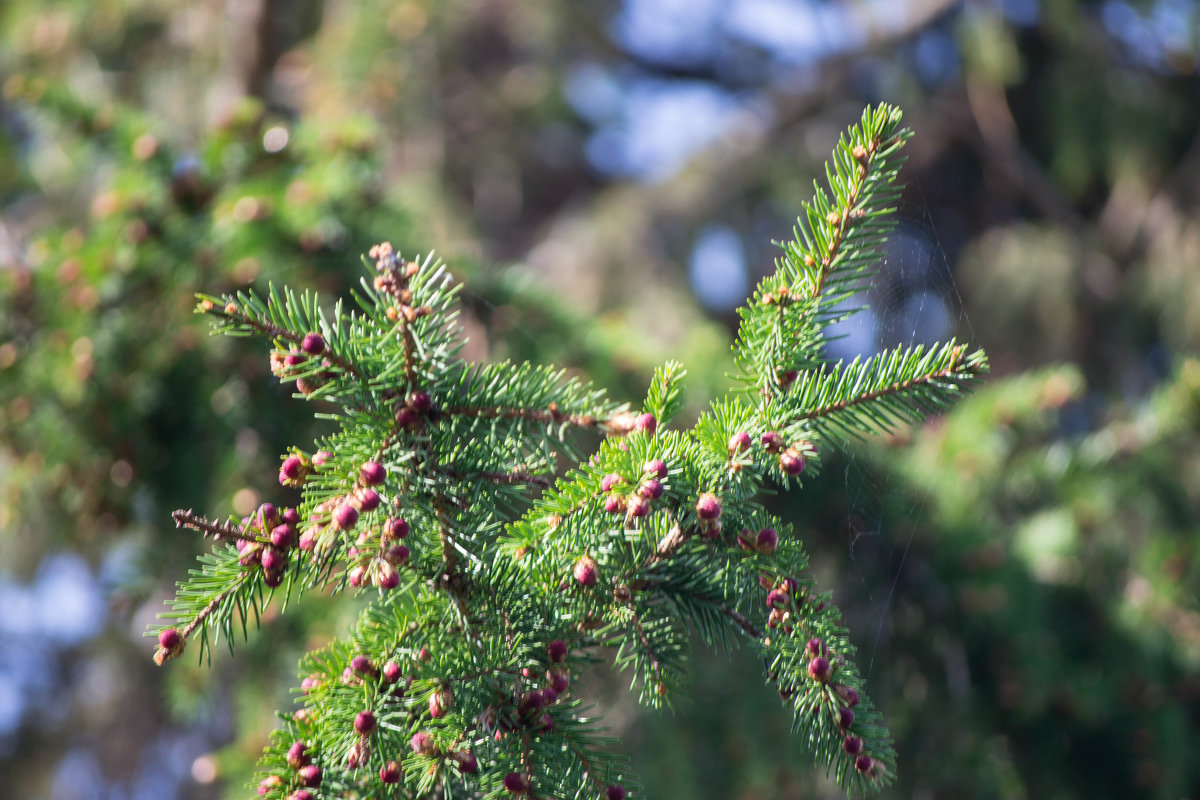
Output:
[
  {"xmin": 606, "ymin": 785, "xmax": 627, "ymax": 800},
  {"xmin": 270, "ymin": 523, "xmax": 296, "ymax": 549},
  {"xmin": 504, "ymin": 772, "xmax": 529, "ymax": 794},
  {"xmin": 282, "ymin": 507, "xmax": 300, "ymax": 525},
  {"xmin": 766, "ymin": 589, "xmax": 788, "ymax": 608},
  {"xmin": 548, "ymin": 670, "xmax": 569, "ymax": 694},
  {"xmin": 573, "ymin": 555, "xmax": 598, "ymax": 587},
  {"xmin": 409, "ymin": 391, "xmax": 432, "ymax": 413},
  {"xmin": 761, "ymin": 431, "xmax": 784, "ymax": 452},
  {"xmin": 347, "ymin": 565, "xmax": 366, "ymax": 587},
  {"xmin": 301, "ymin": 333, "xmax": 325, "ymax": 356},
  {"xmin": 626, "ymin": 495, "xmax": 650, "ymax": 518},
  {"xmin": 380, "ymin": 760, "xmax": 401, "ymax": 784},
  {"xmin": 635, "ymin": 412, "xmax": 657, "ymax": 435},
  {"xmin": 287, "ymin": 740, "xmax": 310, "ymax": 769},
  {"xmin": 279, "ymin": 455, "xmax": 305, "ymax": 485},
  {"xmin": 540, "ymin": 686, "xmax": 558, "ymax": 705},
  {"xmin": 600, "ymin": 473, "xmax": 622, "ymax": 493},
  {"xmin": 259, "ymin": 503, "xmax": 278, "ymax": 530},
  {"xmin": 806, "ymin": 637, "xmax": 823, "ymax": 657},
  {"xmin": 297, "ymin": 764, "xmax": 322, "ymax": 787},
  {"xmin": 358, "ymin": 488, "xmax": 381, "ymax": 511},
  {"xmin": 350, "ymin": 655, "xmax": 375, "ymax": 675},
  {"xmin": 298, "ymin": 529, "xmax": 316, "ymax": 552},
  {"xmin": 376, "ymin": 560, "xmax": 400, "ymax": 590},
  {"xmin": 843, "ymin": 735, "xmax": 863, "ymax": 755},
  {"xmin": 643, "ymin": 458, "xmax": 667, "ymax": 479},
  {"xmin": 258, "ymin": 775, "xmax": 282, "ymax": 795},
  {"xmin": 158, "ymin": 628, "xmax": 182, "ymax": 650},
  {"xmin": 360, "ymin": 461, "xmax": 385, "ymax": 486},
  {"xmin": 312, "ymin": 450, "xmax": 332, "ymax": 468},
  {"xmin": 453, "ymin": 749, "xmax": 478, "ymax": 773},
  {"xmin": 855, "ymin": 754, "xmax": 873, "ymax": 773},
  {"xmin": 519, "ymin": 690, "xmax": 543, "ymax": 718},
  {"xmin": 808, "ymin": 656, "xmax": 832, "ymax": 683},
  {"xmin": 394, "ymin": 407, "xmax": 417, "ymax": 428},
  {"xmin": 695, "ymin": 492, "xmax": 722, "ymax": 521},
  {"xmin": 603, "ymin": 494, "xmax": 625, "ymax": 514},
  {"xmin": 728, "ymin": 431, "xmax": 752, "ymax": 454},
  {"xmin": 261, "ymin": 546, "xmax": 286, "ymax": 573},
  {"xmin": 288, "ymin": 791, "xmax": 313, "ymax": 800},
  {"xmin": 384, "ymin": 544, "xmax": 410, "ymax": 566},
  {"xmin": 384, "ymin": 517, "xmax": 410, "ymax": 539},
  {"xmin": 547, "ymin": 639, "xmax": 568, "ymax": 663},
  {"xmin": 430, "ymin": 687, "xmax": 453, "ymax": 718},
  {"xmin": 354, "ymin": 709, "xmax": 377, "ymax": 735},
  {"xmin": 410, "ymin": 731, "xmax": 435, "ymax": 755},
  {"xmin": 333, "ymin": 502, "xmax": 359, "ymax": 530},
  {"xmin": 756, "ymin": 527, "xmax": 778, "ymax": 554},
  {"xmin": 638, "ymin": 479, "xmax": 664, "ymax": 500},
  {"xmin": 779, "ymin": 447, "xmax": 806, "ymax": 475},
  {"xmin": 383, "ymin": 661, "xmax": 401, "ymax": 682},
  {"xmin": 835, "ymin": 685, "xmax": 860, "ymax": 707},
  {"xmin": 839, "ymin": 707, "xmax": 855, "ymax": 729}
]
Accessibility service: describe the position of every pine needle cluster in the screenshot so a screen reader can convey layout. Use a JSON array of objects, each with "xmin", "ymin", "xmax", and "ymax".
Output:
[{"xmin": 153, "ymin": 104, "xmax": 988, "ymax": 798}]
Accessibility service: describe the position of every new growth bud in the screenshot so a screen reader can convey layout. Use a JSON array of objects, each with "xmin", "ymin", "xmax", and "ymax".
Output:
[
  {"xmin": 642, "ymin": 458, "xmax": 667, "ymax": 479},
  {"xmin": 504, "ymin": 772, "xmax": 529, "ymax": 794},
  {"xmin": 453, "ymin": 749, "xmax": 478, "ymax": 773},
  {"xmin": 410, "ymin": 731, "xmax": 436, "ymax": 755},
  {"xmin": 279, "ymin": 454, "xmax": 307, "ymax": 486},
  {"xmin": 297, "ymin": 764, "xmax": 322, "ymax": 788},
  {"xmin": 287, "ymin": 740, "xmax": 310, "ymax": 769},
  {"xmin": 755, "ymin": 527, "xmax": 778, "ymax": 554},
  {"xmin": 695, "ymin": 492, "xmax": 722, "ymax": 521},
  {"xmin": 360, "ymin": 461, "xmax": 386, "ymax": 486},
  {"xmin": 153, "ymin": 627, "xmax": 185, "ymax": 665},
  {"xmin": 300, "ymin": 332, "xmax": 325, "ymax": 356},
  {"xmin": 808, "ymin": 657, "xmax": 832, "ymax": 683},
  {"xmin": 573, "ymin": 555, "xmax": 598, "ymax": 587},
  {"xmin": 380, "ymin": 761, "xmax": 401, "ymax": 784},
  {"xmin": 779, "ymin": 446, "xmax": 806, "ymax": 476},
  {"xmin": 333, "ymin": 502, "xmax": 359, "ymax": 530}
]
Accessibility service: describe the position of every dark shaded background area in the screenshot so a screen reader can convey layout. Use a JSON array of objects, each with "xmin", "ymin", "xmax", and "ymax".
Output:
[{"xmin": 1, "ymin": 1, "xmax": 1198, "ymax": 798}]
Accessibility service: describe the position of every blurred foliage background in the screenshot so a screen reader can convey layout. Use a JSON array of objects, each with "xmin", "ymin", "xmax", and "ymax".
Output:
[{"xmin": 1, "ymin": 1, "xmax": 1198, "ymax": 798}]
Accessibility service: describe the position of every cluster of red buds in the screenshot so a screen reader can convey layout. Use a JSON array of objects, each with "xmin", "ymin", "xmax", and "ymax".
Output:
[
  {"xmin": 394, "ymin": 389, "xmax": 433, "ymax": 430},
  {"xmin": 255, "ymin": 739, "xmax": 321, "ymax": 799},
  {"xmin": 290, "ymin": 456, "xmax": 412, "ymax": 589},
  {"xmin": 269, "ymin": 331, "xmax": 336, "ymax": 395},
  {"xmin": 599, "ymin": 458, "xmax": 669, "ymax": 521},
  {"xmin": 233, "ymin": 502, "xmax": 301, "ymax": 588},
  {"xmin": 478, "ymin": 639, "xmax": 573, "ymax": 748},
  {"xmin": 759, "ymin": 431, "xmax": 809, "ymax": 475},
  {"xmin": 369, "ymin": 242, "xmax": 432, "ymax": 323},
  {"xmin": 761, "ymin": 575, "xmax": 881, "ymax": 781},
  {"xmin": 408, "ymin": 731, "xmax": 478, "ymax": 776},
  {"xmin": 737, "ymin": 527, "xmax": 779, "ymax": 555},
  {"xmin": 726, "ymin": 430, "xmax": 809, "ymax": 476}
]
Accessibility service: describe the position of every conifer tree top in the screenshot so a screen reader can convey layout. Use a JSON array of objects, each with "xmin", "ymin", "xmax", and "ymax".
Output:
[{"xmin": 154, "ymin": 103, "xmax": 987, "ymax": 798}]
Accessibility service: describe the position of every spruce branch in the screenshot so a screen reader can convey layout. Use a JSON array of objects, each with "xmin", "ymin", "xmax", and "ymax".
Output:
[
  {"xmin": 155, "ymin": 103, "xmax": 987, "ymax": 798},
  {"xmin": 788, "ymin": 341, "xmax": 989, "ymax": 446}
]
